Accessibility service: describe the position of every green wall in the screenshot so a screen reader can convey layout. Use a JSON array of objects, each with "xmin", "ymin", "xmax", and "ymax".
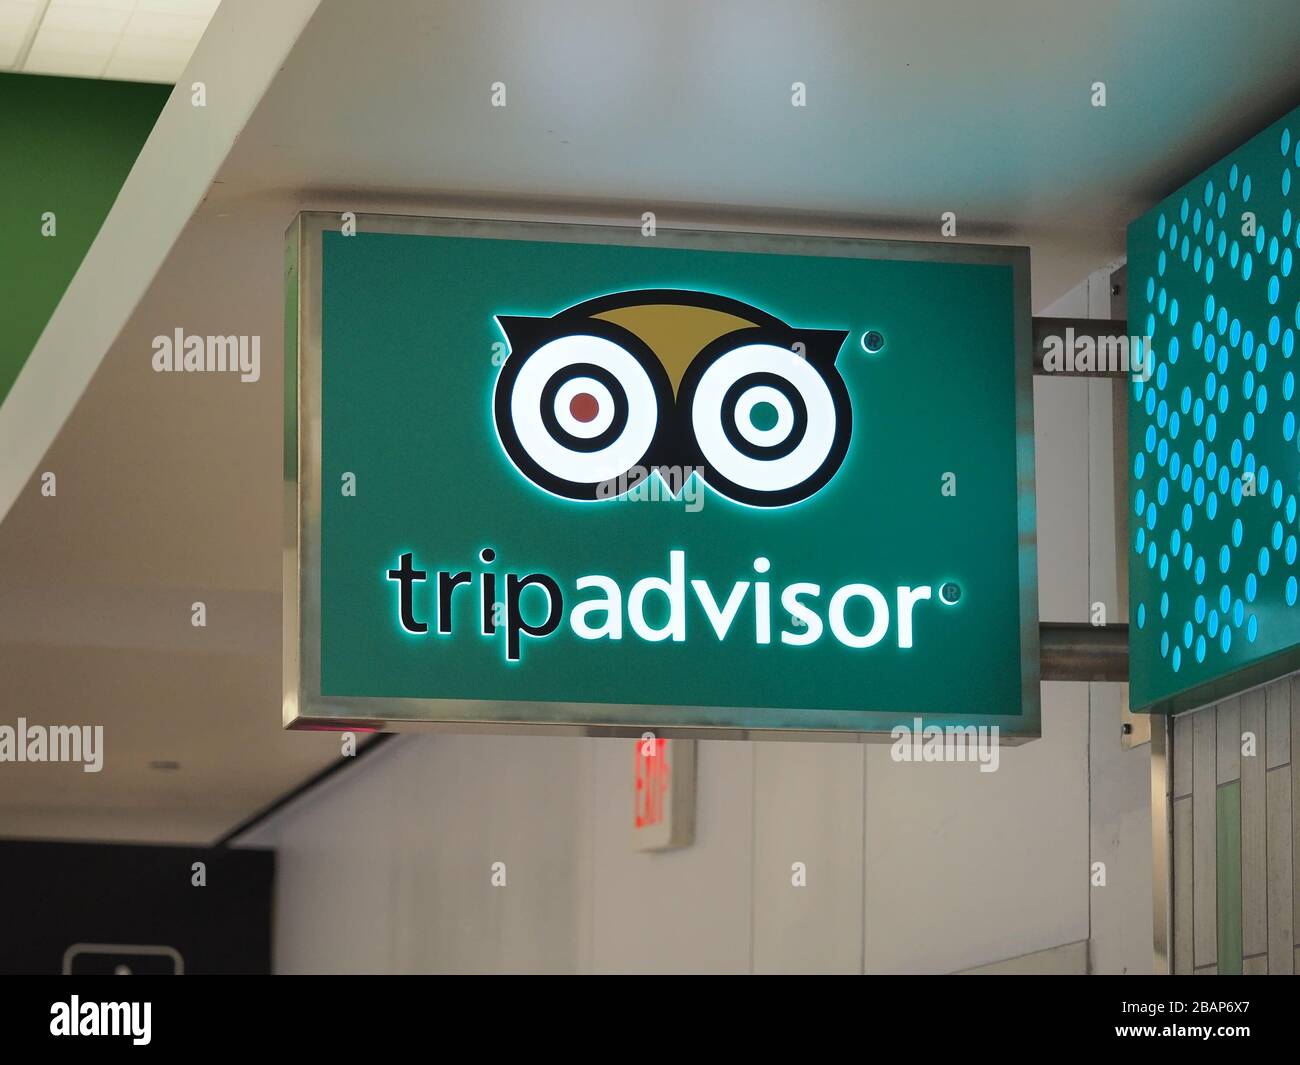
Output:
[{"xmin": 0, "ymin": 73, "xmax": 170, "ymax": 406}]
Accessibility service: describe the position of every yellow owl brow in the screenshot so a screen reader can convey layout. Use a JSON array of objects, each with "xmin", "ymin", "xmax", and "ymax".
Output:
[{"xmin": 590, "ymin": 304, "xmax": 761, "ymax": 395}]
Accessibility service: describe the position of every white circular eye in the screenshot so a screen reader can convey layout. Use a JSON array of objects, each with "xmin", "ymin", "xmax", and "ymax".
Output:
[
  {"xmin": 733, "ymin": 384, "xmax": 795, "ymax": 447},
  {"xmin": 507, "ymin": 334, "xmax": 659, "ymax": 489},
  {"xmin": 553, "ymin": 376, "xmax": 615, "ymax": 439},
  {"xmin": 690, "ymin": 343, "xmax": 839, "ymax": 496}
]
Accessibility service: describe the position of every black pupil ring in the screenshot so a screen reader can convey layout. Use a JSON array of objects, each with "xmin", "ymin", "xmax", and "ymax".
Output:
[
  {"xmin": 720, "ymin": 371, "xmax": 808, "ymax": 461},
  {"xmin": 538, "ymin": 362, "xmax": 629, "ymax": 454}
]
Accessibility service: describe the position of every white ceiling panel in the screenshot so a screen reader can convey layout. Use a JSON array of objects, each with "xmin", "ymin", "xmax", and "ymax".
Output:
[{"xmin": 6, "ymin": 0, "xmax": 218, "ymax": 81}]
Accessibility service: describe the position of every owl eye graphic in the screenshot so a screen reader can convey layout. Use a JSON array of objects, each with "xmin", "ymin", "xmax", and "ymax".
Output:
[
  {"xmin": 493, "ymin": 317, "xmax": 674, "ymax": 500},
  {"xmin": 493, "ymin": 290, "xmax": 852, "ymax": 507},
  {"xmin": 677, "ymin": 330, "xmax": 852, "ymax": 507}
]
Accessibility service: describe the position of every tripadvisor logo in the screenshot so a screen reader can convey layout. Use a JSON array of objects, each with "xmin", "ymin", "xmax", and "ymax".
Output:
[
  {"xmin": 381, "ymin": 292, "xmax": 961, "ymax": 661},
  {"xmin": 387, "ymin": 549, "xmax": 960, "ymax": 662},
  {"xmin": 492, "ymin": 289, "xmax": 853, "ymax": 508}
]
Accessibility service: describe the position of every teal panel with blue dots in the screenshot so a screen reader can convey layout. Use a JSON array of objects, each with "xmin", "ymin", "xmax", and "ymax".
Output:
[{"xmin": 1129, "ymin": 105, "xmax": 1300, "ymax": 713}]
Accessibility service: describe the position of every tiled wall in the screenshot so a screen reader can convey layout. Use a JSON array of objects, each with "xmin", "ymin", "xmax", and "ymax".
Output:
[{"xmin": 1171, "ymin": 674, "xmax": 1298, "ymax": 973}]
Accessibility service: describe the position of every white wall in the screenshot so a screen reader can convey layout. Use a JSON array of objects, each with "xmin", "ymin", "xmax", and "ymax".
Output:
[{"xmin": 244, "ymin": 311, "xmax": 1154, "ymax": 972}]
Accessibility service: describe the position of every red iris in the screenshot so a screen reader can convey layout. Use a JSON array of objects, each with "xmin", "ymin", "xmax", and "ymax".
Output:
[{"xmin": 569, "ymin": 392, "xmax": 600, "ymax": 423}]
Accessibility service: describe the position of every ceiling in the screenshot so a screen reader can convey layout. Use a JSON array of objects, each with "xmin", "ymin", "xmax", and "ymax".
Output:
[
  {"xmin": 2, "ymin": 0, "xmax": 1300, "ymax": 844},
  {"xmin": 219, "ymin": 0, "xmax": 1300, "ymax": 233},
  {"xmin": 0, "ymin": 0, "xmax": 218, "ymax": 83}
]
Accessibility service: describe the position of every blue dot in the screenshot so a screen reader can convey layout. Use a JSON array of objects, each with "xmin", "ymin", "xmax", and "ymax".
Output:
[
  {"xmin": 1259, "ymin": 547, "xmax": 1271, "ymax": 575},
  {"xmin": 1288, "ymin": 576, "xmax": 1298, "ymax": 606},
  {"xmin": 1196, "ymin": 635, "xmax": 1206, "ymax": 663},
  {"xmin": 1247, "ymin": 615, "xmax": 1258, "ymax": 642},
  {"xmin": 1222, "ymin": 627, "xmax": 1232, "ymax": 653},
  {"xmin": 1137, "ymin": 603, "xmax": 1146, "ymax": 628}
]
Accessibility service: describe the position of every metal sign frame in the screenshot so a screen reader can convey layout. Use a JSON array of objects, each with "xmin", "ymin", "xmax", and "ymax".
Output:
[{"xmin": 284, "ymin": 211, "xmax": 1039, "ymax": 740}]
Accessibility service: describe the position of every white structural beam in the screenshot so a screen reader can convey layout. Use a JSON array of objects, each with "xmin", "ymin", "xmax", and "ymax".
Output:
[{"xmin": 0, "ymin": 0, "xmax": 321, "ymax": 524}]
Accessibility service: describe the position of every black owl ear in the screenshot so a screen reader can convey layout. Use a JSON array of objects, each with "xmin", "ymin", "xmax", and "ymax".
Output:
[
  {"xmin": 495, "ymin": 315, "xmax": 552, "ymax": 352},
  {"xmin": 798, "ymin": 329, "xmax": 851, "ymax": 366}
]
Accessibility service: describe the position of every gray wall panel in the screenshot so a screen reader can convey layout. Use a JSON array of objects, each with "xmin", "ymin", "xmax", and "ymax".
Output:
[
  {"xmin": 1174, "ymin": 712, "xmax": 1193, "ymax": 799},
  {"xmin": 1217, "ymin": 697, "xmax": 1241, "ymax": 784},
  {"xmin": 1173, "ymin": 796, "xmax": 1193, "ymax": 974},
  {"xmin": 1266, "ymin": 767, "xmax": 1294, "ymax": 973},
  {"xmin": 1192, "ymin": 707, "xmax": 1218, "ymax": 967},
  {"xmin": 1266, "ymin": 681, "xmax": 1291, "ymax": 770},
  {"xmin": 1242, "ymin": 692, "xmax": 1269, "ymax": 958}
]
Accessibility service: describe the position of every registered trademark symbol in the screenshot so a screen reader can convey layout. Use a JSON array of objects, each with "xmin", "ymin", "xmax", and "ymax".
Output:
[
  {"xmin": 861, "ymin": 330, "xmax": 885, "ymax": 354},
  {"xmin": 939, "ymin": 582, "xmax": 962, "ymax": 605}
]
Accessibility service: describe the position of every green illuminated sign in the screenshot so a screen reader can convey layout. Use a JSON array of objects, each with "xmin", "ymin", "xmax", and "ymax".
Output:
[
  {"xmin": 284, "ymin": 214, "xmax": 1038, "ymax": 737},
  {"xmin": 1129, "ymin": 104, "xmax": 1300, "ymax": 714}
]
